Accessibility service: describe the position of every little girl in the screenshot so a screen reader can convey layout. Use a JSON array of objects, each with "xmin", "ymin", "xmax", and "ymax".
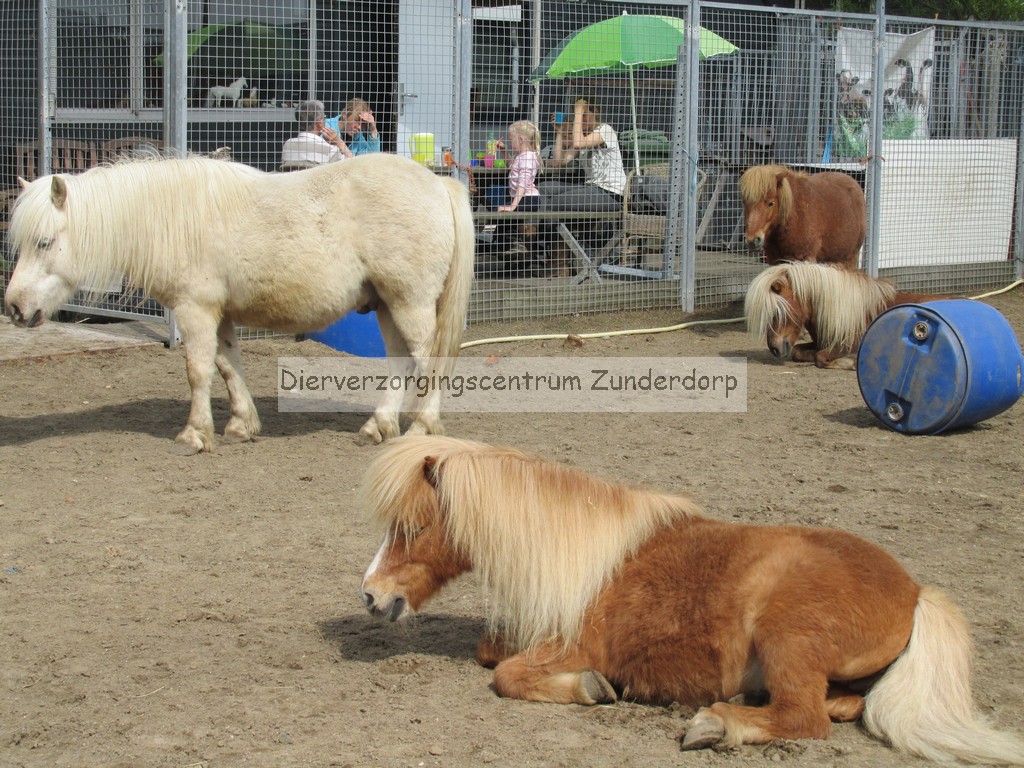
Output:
[
  {"xmin": 493, "ymin": 120, "xmax": 542, "ymax": 261},
  {"xmin": 496, "ymin": 119, "xmax": 542, "ymax": 215}
]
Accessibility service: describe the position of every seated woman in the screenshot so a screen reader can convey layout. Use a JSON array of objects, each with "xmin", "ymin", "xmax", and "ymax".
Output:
[
  {"xmin": 325, "ymin": 98, "xmax": 381, "ymax": 156},
  {"xmin": 539, "ymin": 97, "xmax": 627, "ymax": 276},
  {"xmin": 280, "ymin": 99, "xmax": 353, "ymax": 167}
]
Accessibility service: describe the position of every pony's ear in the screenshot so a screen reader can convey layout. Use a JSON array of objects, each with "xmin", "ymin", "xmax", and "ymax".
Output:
[
  {"xmin": 774, "ymin": 171, "xmax": 787, "ymax": 189},
  {"xmin": 50, "ymin": 176, "xmax": 68, "ymax": 209},
  {"xmin": 17, "ymin": 176, "xmax": 29, "ymax": 191},
  {"xmin": 422, "ymin": 455, "xmax": 440, "ymax": 488}
]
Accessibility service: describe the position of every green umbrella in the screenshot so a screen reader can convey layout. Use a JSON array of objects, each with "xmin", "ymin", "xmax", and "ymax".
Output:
[{"xmin": 531, "ymin": 13, "xmax": 738, "ymax": 170}]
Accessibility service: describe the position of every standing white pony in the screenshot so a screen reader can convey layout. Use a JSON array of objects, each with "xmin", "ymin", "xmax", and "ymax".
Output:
[{"xmin": 4, "ymin": 154, "xmax": 475, "ymax": 453}]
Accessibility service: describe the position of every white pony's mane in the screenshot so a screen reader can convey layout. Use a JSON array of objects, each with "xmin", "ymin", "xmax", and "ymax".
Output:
[
  {"xmin": 745, "ymin": 262, "xmax": 896, "ymax": 350},
  {"xmin": 362, "ymin": 435, "xmax": 700, "ymax": 651},
  {"xmin": 8, "ymin": 157, "xmax": 262, "ymax": 297}
]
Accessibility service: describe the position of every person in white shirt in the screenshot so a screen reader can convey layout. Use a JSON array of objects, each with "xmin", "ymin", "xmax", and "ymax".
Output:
[
  {"xmin": 540, "ymin": 97, "xmax": 627, "ymax": 276},
  {"xmin": 281, "ymin": 99, "xmax": 353, "ymax": 166}
]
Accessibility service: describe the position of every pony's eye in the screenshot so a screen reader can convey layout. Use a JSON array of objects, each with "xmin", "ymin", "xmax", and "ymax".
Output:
[
  {"xmin": 403, "ymin": 524, "xmax": 428, "ymax": 540},
  {"xmin": 37, "ymin": 237, "xmax": 54, "ymax": 251},
  {"xmin": 767, "ymin": 201, "xmax": 775, "ymax": 208}
]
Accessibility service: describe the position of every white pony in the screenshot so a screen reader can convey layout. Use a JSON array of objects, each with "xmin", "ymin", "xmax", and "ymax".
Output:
[
  {"xmin": 206, "ymin": 76, "xmax": 248, "ymax": 107},
  {"xmin": 4, "ymin": 154, "xmax": 475, "ymax": 453}
]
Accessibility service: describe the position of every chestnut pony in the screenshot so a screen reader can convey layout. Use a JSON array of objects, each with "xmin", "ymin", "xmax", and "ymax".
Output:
[
  {"xmin": 745, "ymin": 262, "xmax": 938, "ymax": 369},
  {"xmin": 360, "ymin": 436, "xmax": 1024, "ymax": 763},
  {"xmin": 4, "ymin": 154, "xmax": 475, "ymax": 452},
  {"xmin": 739, "ymin": 164, "xmax": 865, "ymax": 268}
]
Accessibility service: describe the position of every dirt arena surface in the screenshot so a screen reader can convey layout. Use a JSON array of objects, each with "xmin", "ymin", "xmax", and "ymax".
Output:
[{"xmin": 2, "ymin": 289, "xmax": 1023, "ymax": 768}]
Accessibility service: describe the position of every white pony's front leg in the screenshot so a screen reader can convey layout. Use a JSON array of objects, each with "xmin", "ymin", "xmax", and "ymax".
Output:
[
  {"xmin": 377, "ymin": 303, "xmax": 447, "ymax": 438},
  {"xmin": 403, "ymin": 361, "xmax": 445, "ymax": 437},
  {"xmin": 358, "ymin": 303, "xmax": 446, "ymax": 442},
  {"xmin": 174, "ymin": 304, "xmax": 220, "ymax": 454},
  {"xmin": 215, "ymin": 318, "xmax": 261, "ymax": 444},
  {"xmin": 358, "ymin": 354, "xmax": 410, "ymax": 445}
]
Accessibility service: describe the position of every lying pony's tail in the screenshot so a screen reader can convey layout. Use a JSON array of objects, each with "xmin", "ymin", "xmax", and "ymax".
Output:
[{"xmin": 863, "ymin": 586, "xmax": 1024, "ymax": 764}]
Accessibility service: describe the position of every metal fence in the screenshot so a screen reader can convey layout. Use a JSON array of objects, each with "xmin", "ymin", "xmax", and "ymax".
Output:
[{"xmin": 2, "ymin": 0, "xmax": 1022, "ymax": 338}]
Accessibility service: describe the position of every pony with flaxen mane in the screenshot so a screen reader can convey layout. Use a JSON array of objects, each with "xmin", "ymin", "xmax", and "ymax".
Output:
[
  {"xmin": 745, "ymin": 261, "xmax": 939, "ymax": 369},
  {"xmin": 360, "ymin": 436, "xmax": 1024, "ymax": 763},
  {"xmin": 739, "ymin": 164, "xmax": 865, "ymax": 268},
  {"xmin": 4, "ymin": 154, "xmax": 475, "ymax": 452}
]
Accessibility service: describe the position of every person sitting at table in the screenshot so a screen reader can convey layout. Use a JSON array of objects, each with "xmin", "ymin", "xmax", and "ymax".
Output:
[
  {"xmin": 539, "ymin": 96, "xmax": 627, "ymax": 277},
  {"xmin": 280, "ymin": 99, "xmax": 353, "ymax": 166},
  {"xmin": 492, "ymin": 119, "xmax": 543, "ymax": 271},
  {"xmin": 325, "ymin": 97, "xmax": 381, "ymax": 156}
]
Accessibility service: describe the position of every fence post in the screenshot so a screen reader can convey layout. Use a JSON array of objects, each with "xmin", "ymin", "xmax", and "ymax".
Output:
[
  {"xmin": 162, "ymin": 1, "xmax": 189, "ymax": 348},
  {"xmin": 456, "ymin": 0, "xmax": 473, "ymax": 190},
  {"xmin": 164, "ymin": 2, "xmax": 187, "ymax": 158},
  {"xmin": 1017, "ymin": 102, "xmax": 1024, "ymax": 281},
  {"xmin": 864, "ymin": 0, "xmax": 887, "ymax": 278},
  {"xmin": 38, "ymin": 0, "xmax": 53, "ymax": 177},
  {"xmin": 674, "ymin": 0, "xmax": 702, "ymax": 313}
]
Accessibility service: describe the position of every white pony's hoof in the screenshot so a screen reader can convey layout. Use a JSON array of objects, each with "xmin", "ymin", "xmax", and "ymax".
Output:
[
  {"xmin": 403, "ymin": 421, "xmax": 429, "ymax": 437},
  {"xmin": 404, "ymin": 419, "xmax": 444, "ymax": 438},
  {"xmin": 356, "ymin": 422, "xmax": 384, "ymax": 445},
  {"xmin": 222, "ymin": 420, "xmax": 255, "ymax": 445},
  {"xmin": 174, "ymin": 426, "xmax": 214, "ymax": 454},
  {"xmin": 172, "ymin": 440, "xmax": 205, "ymax": 456},
  {"xmin": 681, "ymin": 711, "xmax": 726, "ymax": 750}
]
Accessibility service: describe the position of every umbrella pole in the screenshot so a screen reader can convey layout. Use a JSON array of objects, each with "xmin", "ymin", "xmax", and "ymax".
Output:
[{"xmin": 629, "ymin": 66, "xmax": 640, "ymax": 172}]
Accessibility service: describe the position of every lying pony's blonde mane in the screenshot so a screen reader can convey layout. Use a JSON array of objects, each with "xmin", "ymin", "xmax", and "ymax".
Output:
[
  {"xmin": 745, "ymin": 263, "xmax": 795, "ymax": 343},
  {"xmin": 8, "ymin": 157, "xmax": 262, "ymax": 298},
  {"xmin": 745, "ymin": 262, "xmax": 896, "ymax": 350},
  {"xmin": 738, "ymin": 164, "xmax": 806, "ymax": 222},
  {"xmin": 362, "ymin": 435, "xmax": 700, "ymax": 652},
  {"xmin": 786, "ymin": 262, "xmax": 896, "ymax": 349}
]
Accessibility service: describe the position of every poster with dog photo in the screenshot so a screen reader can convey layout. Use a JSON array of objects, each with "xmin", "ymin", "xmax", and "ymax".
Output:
[{"xmin": 832, "ymin": 27, "xmax": 935, "ymax": 160}]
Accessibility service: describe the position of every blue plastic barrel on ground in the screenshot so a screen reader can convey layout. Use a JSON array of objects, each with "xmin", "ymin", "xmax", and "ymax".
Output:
[
  {"xmin": 306, "ymin": 310, "xmax": 386, "ymax": 358},
  {"xmin": 856, "ymin": 299, "xmax": 1024, "ymax": 435}
]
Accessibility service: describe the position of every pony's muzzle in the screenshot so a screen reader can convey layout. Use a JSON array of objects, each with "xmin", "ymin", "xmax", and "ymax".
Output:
[
  {"xmin": 746, "ymin": 235, "xmax": 765, "ymax": 252},
  {"xmin": 362, "ymin": 588, "xmax": 407, "ymax": 622},
  {"xmin": 6, "ymin": 302, "xmax": 43, "ymax": 328},
  {"xmin": 769, "ymin": 338, "xmax": 791, "ymax": 358}
]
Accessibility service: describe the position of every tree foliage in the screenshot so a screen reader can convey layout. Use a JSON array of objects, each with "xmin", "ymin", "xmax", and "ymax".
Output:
[{"xmin": 805, "ymin": 0, "xmax": 1024, "ymax": 21}]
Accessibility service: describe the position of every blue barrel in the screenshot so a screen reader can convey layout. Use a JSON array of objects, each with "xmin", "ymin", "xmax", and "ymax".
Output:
[
  {"xmin": 306, "ymin": 310, "xmax": 386, "ymax": 358},
  {"xmin": 856, "ymin": 300, "xmax": 1024, "ymax": 434}
]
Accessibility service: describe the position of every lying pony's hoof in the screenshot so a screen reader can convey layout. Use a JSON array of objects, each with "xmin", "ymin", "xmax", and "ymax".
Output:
[
  {"xmin": 681, "ymin": 710, "xmax": 726, "ymax": 750},
  {"xmin": 580, "ymin": 670, "xmax": 617, "ymax": 705}
]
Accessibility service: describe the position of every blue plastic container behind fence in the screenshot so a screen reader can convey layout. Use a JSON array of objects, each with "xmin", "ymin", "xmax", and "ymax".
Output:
[
  {"xmin": 856, "ymin": 299, "xmax": 1024, "ymax": 435},
  {"xmin": 307, "ymin": 310, "xmax": 386, "ymax": 358}
]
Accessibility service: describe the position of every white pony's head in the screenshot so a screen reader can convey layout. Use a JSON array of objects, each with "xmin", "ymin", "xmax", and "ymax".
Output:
[
  {"xmin": 4, "ymin": 175, "xmax": 76, "ymax": 327},
  {"xmin": 5, "ymin": 156, "xmax": 253, "ymax": 328}
]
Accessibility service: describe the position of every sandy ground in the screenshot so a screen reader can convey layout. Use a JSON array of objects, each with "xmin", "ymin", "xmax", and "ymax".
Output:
[{"xmin": 1, "ymin": 290, "xmax": 1023, "ymax": 768}]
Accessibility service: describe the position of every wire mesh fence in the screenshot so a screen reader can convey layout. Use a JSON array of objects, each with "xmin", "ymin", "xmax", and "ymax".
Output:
[{"xmin": 1, "ymin": 1, "xmax": 1022, "ymax": 340}]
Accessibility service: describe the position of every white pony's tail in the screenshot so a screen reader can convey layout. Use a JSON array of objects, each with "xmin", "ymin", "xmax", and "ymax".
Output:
[
  {"xmin": 863, "ymin": 586, "xmax": 1024, "ymax": 764},
  {"xmin": 430, "ymin": 177, "xmax": 475, "ymax": 377}
]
